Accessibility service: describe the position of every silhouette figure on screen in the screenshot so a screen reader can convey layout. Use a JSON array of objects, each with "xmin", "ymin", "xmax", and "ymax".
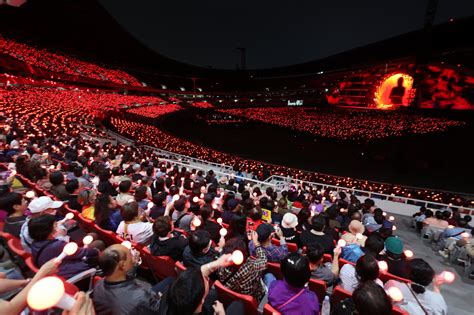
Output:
[{"xmin": 389, "ymin": 77, "xmax": 406, "ymax": 105}]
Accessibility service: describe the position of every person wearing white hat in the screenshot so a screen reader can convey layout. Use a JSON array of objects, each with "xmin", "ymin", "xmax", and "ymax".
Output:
[
  {"xmin": 280, "ymin": 213, "xmax": 301, "ymax": 247},
  {"xmin": 19, "ymin": 196, "xmax": 66, "ymax": 253}
]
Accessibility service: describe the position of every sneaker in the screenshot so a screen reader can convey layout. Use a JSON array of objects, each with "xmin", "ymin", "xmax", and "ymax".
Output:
[{"xmin": 438, "ymin": 250, "xmax": 449, "ymax": 258}]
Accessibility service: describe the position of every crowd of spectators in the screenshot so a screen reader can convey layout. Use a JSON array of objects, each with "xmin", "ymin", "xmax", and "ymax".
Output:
[
  {"xmin": 216, "ymin": 107, "xmax": 466, "ymax": 142},
  {"xmin": 127, "ymin": 104, "xmax": 182, "ymax": 118},
  {"xmin": 0, "ymin": 82, "xmax": 470, "ymax": 314},
  {"xmin": 0, "ymin": 35, "xmax": 142, "ymax": 86}
]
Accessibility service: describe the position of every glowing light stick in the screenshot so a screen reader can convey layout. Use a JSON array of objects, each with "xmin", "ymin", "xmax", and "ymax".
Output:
[
  {"xmin": 172, "ymin": 194, "xmax": 180, "ymax": 202},
  {"xmin": 121, "ymin": 241, "xmax": 132, "ymax": 250},
  {"xmin": 389, "ymin": 216, "xmax": 395, "ymax": 221},
  {"xmin": 192, "ymin": 217, "xmax": 202, "ymax": 227},
  {"xmin": 461, "ymin": 232, "xmax": 470, "ymax": 239},
  {"xmin": 193, "ymin": 196, "xmax": 199, "ymax": 203},
  {"xmin": 378, "ymin": 260, "xmax": 388, "ymax": 273},
  {"xmin": 147, "ymin": 202, "xmax": 154, "ymax": 210},
  {"xmin": 382, "ymin": 212, "xmax": 387, "ymax": 216},
  {"xmin": 220, "ymin": 228, "xmax": 227, "ymax": 237},
  {"xmin": 26, "ymin": 191, "xmax": 36, "ymax": 199},
  {"xmin": 200, "ymin": 193, "xmax": 204, "ymax": 199},
  {"xmin": 404, "ymin": 250, "xmax": 414, "ymax": 258},
  {"xmin": 59, "ymin": 212, "xmax": 74, "ymax": 224},
  {"xmin": 49, "ymin": 165, "xmax": 55, "ymax": 170},
  {"xmin": 27, "ymin": 276, "xmax": 75, "ymax": 311},
  {"xmin": 439, "ymin": 271, "xmax": 455, "ymax": 284},
  {"xmin": 82, "ymin": 235, "xmax": 93, "ymax": 248},
  {"xmin": 230, "ymin": 250, "xmax": 244, "ymax": 265},
  {"xmin": 448, "ymin": 225, "xmax": 454, "ymax": 229},
  {"xmin": 217, "ymin": 218, "xmax": 223, "ymax": 225},
  {"xmin": 392, "ymin": 225, "xmax": 397, "ymax": 231},
  {"xmin": 54, "ymin": 242, "xmax": 78, "ymax": 263},
  {"xmin": 252, "ymin": 192, "xmax": 257, "ymax": 197},
  {"xmin": 337, "ymin": 239, "xmax": 346, "ymax": 247},
  {"xmin": 386, "ymin": 286, "xmax": 404, "ymax": 302},
  {"xmin": 212, "ymin": 203, "xmax": 218, "ymax": 209}
]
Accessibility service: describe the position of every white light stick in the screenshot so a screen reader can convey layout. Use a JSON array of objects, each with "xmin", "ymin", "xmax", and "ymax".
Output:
[
  {"xmin": 49, "ymin": 165, "xmax": 55, "ymax": 170},
  {"xmin": 172, "ymin": 194, "xmax": 180, "ymax": 202},
  {"xmin": 121, "ymin": 241, "xmax": 132, "ymax": 250},
  {"xmin": 337, "ymin": 239, "xmax": 346, "ymax": 248},
  {"xmin": 382, "ymin": 211, "xmax": 387, "ymax": 216},
  {"xmin": 200, "ymin": 193, "xmax": 204, "ymax": 199},
  {"xmin": 228, "ymin": 250, "xmax": 244, "ymax": 265},
  {"xmin": 27, "ymin": 276, "xmax": 75, "ymax": 311},
  {"xmin": 439, "ymin": 271, "xmax": 455, "ymax": 284},
  {"xmin": 26, "ymin": 190, "xmax": 36, "ymax": 199},
  {"xmin": 54, "ymin": 242, "xmax": 78, "ymax": 263},
  {"xmin": 389, "ymin": 216, "xmax": 395, "ymax": 221},
  {"xmin": 212, "ymin": 203, "xmax": 218, "ymax": 210},
  {"xmin": 59, "ymin": 212, "xmax": 74, "ymax": 224},
  {"xmin": 220, "ymin": 228, "xmax": 227, "ymax": 237},
  {"xmin": 252, "ymin": 192, "xmax": 257, "ymax": 197},
  {"xmin": 217, "ymin": 218, "xmax": 223, "ymax": 225},
  {"xmin": 386, "ymin": 286, "xmax": 404, "ymax": 302},
  {"xmin": 82, "ymin": 235, "xmax": 93, "ymax": 248},
  {"xmin": 192, "ymin": 196, "xmax": 199, "ymax": 203},
  {"xmin": 447, "ymin": 225, "xmax": 454, "ymax": 229},
  {"xmin": 404, "ymin": 250, "xmax": 414, "ymax": 258},
  {"xmin": 378, "ymin": 260, "xmax": 388, "ymax": 273},
  {"xmin": 392, "ymin": 225, "xmax": 397, "ymax": 231},
  {"xmin": 461, "ymin": 232, "xmax": 470, "ymax": 239},
  {"xmin": 147, "ymin": 202, "xmax": 154, "ymax": 210},
  {"xmin": 192, "ymin": 217, "xmax": 202, "ymax": 227}
]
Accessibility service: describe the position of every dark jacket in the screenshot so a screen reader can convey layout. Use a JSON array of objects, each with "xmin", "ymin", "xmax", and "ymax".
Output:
[
  {"xmin": 182, "ymin": 245, "xmax": 219, "ymax": 269},
  {"xmin": 30, "ymin": 239, "xmax": 97, "ymax": 279},
  {"xmin": 149, "ymin": 233, "xmax": 188, "ymax": 261},
  {"xmin": 93, "ymin": 279, "xmax": 161, "ymax": 315}
]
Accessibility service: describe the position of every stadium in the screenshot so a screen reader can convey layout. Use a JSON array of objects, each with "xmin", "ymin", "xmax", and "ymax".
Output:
[{"xmin": 0, "ymin": 0, "xmax": 473, "ymax": 314}]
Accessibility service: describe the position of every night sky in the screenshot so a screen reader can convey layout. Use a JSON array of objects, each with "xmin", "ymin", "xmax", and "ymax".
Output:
[{"xmin": 98, "ymin": 0, "xmax": 474, "ymax": 70}]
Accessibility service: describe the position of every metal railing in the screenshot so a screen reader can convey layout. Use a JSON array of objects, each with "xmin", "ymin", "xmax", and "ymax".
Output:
[{"xmin": 103, "ymin": 128, "xmax": 474, "ymax": 216}]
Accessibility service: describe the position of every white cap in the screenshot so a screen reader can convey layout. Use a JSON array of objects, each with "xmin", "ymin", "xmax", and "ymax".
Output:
[
  {"xmin": 10, "ymin": 140, "xmax": 20, "ymax": 149},
  {"xmin": 281, "ymin": 213, "xmax": 298, "ymax": 229},
  {"xmin": 29, "ymin": 196, "xmax": 63, "ymax": 214}
]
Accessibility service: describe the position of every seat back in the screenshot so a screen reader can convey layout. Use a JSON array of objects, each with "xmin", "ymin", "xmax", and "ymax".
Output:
[
  {"xmin": 141, "ymin": 247, "xmax": 177, "ymax": 280},
  {"xmin": 25, "ymin": 255, "xmax": 39, "ymax": 273},
  {"xmin": 7, "ymin": 237, "xmax": 29, "ymax": 258},
  {"xmin": 271, "ymin": 238, "xmax": 298, "ymax": 252},
  {"xmin": 392, "ymin": 306, "xmax": 409, "ymax": 315},
  {"xmin": 379, "ymin": 271, "xmax": 411, "ymax": 284},
  {"xmin": 214, "ymin": 280, "xmax": 258, "ymax": 315},
  {"xmin": 263, "ymin": 303, "xmax": 281, "ymax": 315},
  {"xmin": 266, "ymin": 262, "xmax": 283, "ymax": 279},
  {"xmin": 175, "ymin": 261, "xmax": 186, "ymax": 276},
  {"xmin": 330, "ymin": 286, "xmax": 352, "ymax": 307},
  {"xmin": 308, "ymin": 278, "xmax": 327, "ymax": 304}
]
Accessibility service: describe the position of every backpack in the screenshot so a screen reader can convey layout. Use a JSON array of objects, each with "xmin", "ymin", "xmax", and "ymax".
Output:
[{"xmin": 341, "ymin": 244, "xmax": 364, "ymax": 263}]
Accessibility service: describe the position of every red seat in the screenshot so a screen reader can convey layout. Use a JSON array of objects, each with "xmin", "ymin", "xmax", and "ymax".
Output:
[
  {"xmin": 322, "ymin": 254, "xmax": 332, "ymax": 264},
  {"xmin": 7, "ymin": 237, "xmax": 29, "ymax": 259},
  {"xmin": 263, "ymin": 303, "xmax": 281, "ymax": 315},
  {"xmin": 266, "ymin": 261, "xmax": 283, "ymax": 280},
  {"xmin": 271, "ymin": 238, "xmax": 298, "ymax": 252},
  {"xmin": 140, "ymin": 247, "xmax": 177, "ymax": 280},
  {"xmin": 0, "ymin": 230, "xmax": 13, "ymax": 241},
  {"xmin": 214, "ymin": 280, "xmax": 258, "ymax": 315},
  {"xmin": 392, "ymin": 306, "xmax": 409, "ymax": 315},
  {"xmin": 338, "ymin": 258, "xmax": 355, "ymax": 268},
  {"xmin": 379, "ymin": 271, "xmax": 411, "ymax": 284},
  {"xmin": 94, "ymin": 225, "xmax": 123, "ymax": 246},
  {"xmin": 308, "ymin": 278, "xmax": 327, "ymax": 304},
  {"xmin": 25, "ymin": 256, "xmax": 39, "ymax": 273},
  {"xmin": 175, "ymin": 261, "xmax": 186, "ymax": 276},
  {"xmin": 330, "ymin": 286, "xmax": 352, "ymax": 307},
  {"xmin": 174, "ymin": 228, "xmax": 188, "ymax": 237}
]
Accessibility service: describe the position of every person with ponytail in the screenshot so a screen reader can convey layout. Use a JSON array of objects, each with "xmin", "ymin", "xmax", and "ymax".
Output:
[{"xmin": 385, "ymin": 258, "xmax": 447, "ymax": 315}]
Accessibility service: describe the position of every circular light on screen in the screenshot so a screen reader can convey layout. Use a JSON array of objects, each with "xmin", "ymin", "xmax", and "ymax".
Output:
[{"xmin": 375, "ymin": 73, "xmax": 413, "ymax": 109}]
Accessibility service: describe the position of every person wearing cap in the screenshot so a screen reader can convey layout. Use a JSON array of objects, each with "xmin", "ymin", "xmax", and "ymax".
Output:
[
  {"xmin": 249, "ymin": 223, "xmax": 288, "ymax": 262},
  {"xmin": 381, "ymin": 236, "xmax": 410, "ymax": 279},
  {"xmin": 280, "ymin": 213, "xmax": 302, "ymax": 247},
  {"xmin": 19, "ymin": 196, "xmax": 67, "ymax": 253},
  {"xmin": 341, "ymin": 220, "xmax": 367, "ymax": 247}
]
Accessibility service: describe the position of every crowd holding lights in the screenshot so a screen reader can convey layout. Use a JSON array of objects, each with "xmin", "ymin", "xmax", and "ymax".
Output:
[
  {"xmin": 216, "ymin": 107, "xmax": 466, "ymax": 142},
  {"xmin": 0, "ymin": 35, "xmax": 142, "ymax": 86},
  {"xmin": 126, "ymin": 104, "xmax": 183, "ymax": 118},
  {"xmin": 0, "ymin": 85, "xmax": 471, "ymax": 315}
]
